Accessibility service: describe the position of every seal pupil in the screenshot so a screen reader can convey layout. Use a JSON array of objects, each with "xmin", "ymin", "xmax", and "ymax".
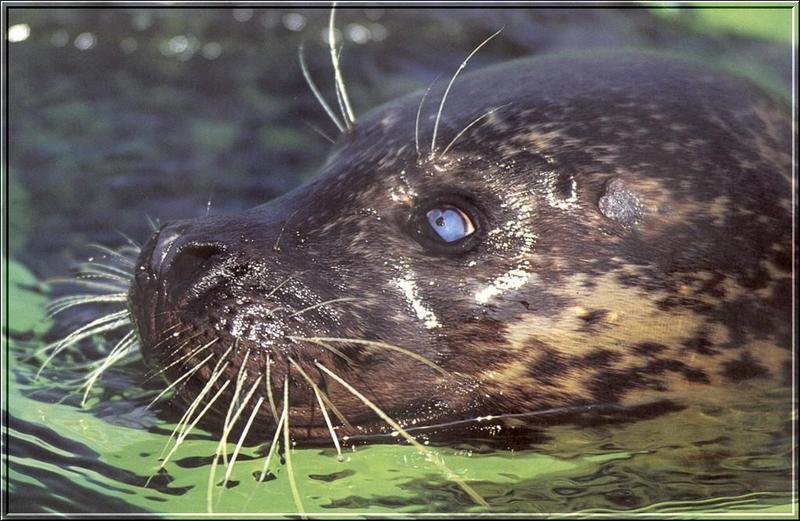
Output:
[{"xmin": 426, "ymin": 206, "xmax": 475, "ymax": 243}]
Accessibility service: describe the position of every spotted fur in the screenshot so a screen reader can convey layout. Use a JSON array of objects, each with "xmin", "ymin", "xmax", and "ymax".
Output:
[{"xmin": 129, "ymin": 51, "xmax": 792, "ymax": 441}]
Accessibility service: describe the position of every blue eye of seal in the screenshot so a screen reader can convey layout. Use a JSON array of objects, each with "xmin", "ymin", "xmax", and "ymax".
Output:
[
  {"xmin": 426, "ymin": 207, "xmax": 475, "ymax": 243},
  {"xmin": 409, "ymin": 195, "xmax": 483, "ymax": 255}
]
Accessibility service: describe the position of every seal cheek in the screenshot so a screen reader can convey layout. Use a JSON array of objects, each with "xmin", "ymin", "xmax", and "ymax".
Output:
[{"xmin": 391, "ymin": 275, "xmax": 441, "ymax": 330}]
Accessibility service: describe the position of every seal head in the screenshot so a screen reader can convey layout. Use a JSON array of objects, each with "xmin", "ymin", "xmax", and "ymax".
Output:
[{"xmin": 129, "ymin": 51, "xmax": 792, "ymax": 440}]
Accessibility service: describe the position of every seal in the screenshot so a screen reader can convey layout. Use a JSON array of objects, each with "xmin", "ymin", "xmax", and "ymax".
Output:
[{"xmin": 126, "ymin": 49, "xmax": 792, "ymax": 444}]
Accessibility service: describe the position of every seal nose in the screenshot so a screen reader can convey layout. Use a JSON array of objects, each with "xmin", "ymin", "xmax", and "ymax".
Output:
[
  {"xmin": 149, "ymin": 225, "xmax": 183, "ymax": 274},
  {"xmin": 145, "ymin": 222, "xmax": 228, "ymax": 301}
]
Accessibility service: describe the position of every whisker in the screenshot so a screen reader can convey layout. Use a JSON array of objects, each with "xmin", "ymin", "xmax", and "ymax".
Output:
[
  {"xmin": 243, "ymin": 391, "xmax": 287, "ymax": 514},
  {"xmin": 299, "ymin": 42, "xmax": 345, "ymax": 133},
  {"xmin": 153, "ymin": 337, "xmax": 215, "ymax": 378},
  {"xmin": 155, "ymin": 322, "xmax": 185, "ymax": 337},
  {"xmin": 288, "ymin": 336, "xmax": 447, "ymax": 376},
  {"xmin": 86, "ymin": 243, "xmax": 137, "ymax": 266},
  {"xmin": 345, "ymin": 404, "xmax": 631, "ymax": 442},
  {"xmin": 303, "ymin": 119, "xmax": 336, "ymax": 144},
  {"xmin": 220, "ymin": 342, "xmax": 245, "ymax": 431},
  {"xmin": 332, "ymin": 45, "xmax": 348, "ymax": 132},
  {"xmin": 159, "ymin": 347, "xmax": 231, "ymax": 464},
  {"xmin": 312, "ymin": 367, "xmax": 354, "ymax": 431},
  {"xmin": 207, "ymin": 377, "xmax": 261, "ymax": 512},
  {"xmin": 430, "ymin": 28, "xmax": 503, "ymax": 159},
  {"xmin": 46, "ymin": 293, "xmax": 128, "ymax": 317},
  {"xmin": 266, "ymin": 275, "xmax": 294, "ymax": 299},
  {"xmin": 222, "ymin": 396, "xmax": 264, "ymax": 488},
  {"xmin": 156, "ymin": 348, "xmax": 233, "ymax": 467},
  {"xmin": 146, "ymin": 378, "xmax": 232, "ymax": 488},
  {"xmin": 257, "ymin": 402, "xmax": 286, "ymax": 482},
  {"xmin": 202, "ymin": 182, "xmax": 217, "ymax": 218},
  {"xmin": 37, "ymin": 308, "xmax": 129, "ymax": 353},
  {"xmin": 282, "ymin": 377, "xmax": 306, "ymax": 517},
  {"xmin": 289, "ymin": 297, "xmax": 356, "ymax": 318},
  {"xmin": 145, "ymin": 350, "xmax": 216, "ymax": 410},
  {"xmin": 415, "ymin": 75, "xmax": 440, "ymax": 160},
  {"xmin": 315, "ymin": 362, "xmax": 488, "ymax": 507},
  {"xmin": 289, "ymin": 357, "xmax": 343, "ymax": 461},
  {"xmin": 141, "ymin": 331, "xmax": 205, "ymax": 383},
  {"xmin": 74, "ymin": 267, "xmax": 130, "ymax": 280},
  {"xmin": 74, "ymin": 271, "xmax": 131, "ymax": 284},
  {"xmin": 273, "ymin": 210, "xmax": 300, "ymax": 253},
  {"xmin": 267, "ymin": 304, "xmax": 286, "ymax": 316},
  {"xmin": 56, "ymin": 331, "xmax": 136, "ymax": 386},
  {"xmin": 44, "ymin": 277, "xmax": 128, "ymax": 293},
  {"xmin": 115, "ymin": 230, "xmax": 142, "ymax": 250},
  {"xmin": 209, "ymin": 402, "xmax": 239, "ymax": 500},
  {"xmin": 144, "ymin": 323, "xmax": 191, "ymax": 355},
  {"xmin": 291, "ymin": 337, "xmax": 356, "ymax": 366},
  {"xmin": 173, "ymin": 358, "xmax": 231, "ymax": 446},
  {"xmin": 232, "ymin": 348, "xmax": 253, "ymax": 418},
  {"xmin": 145, "ymin": 214, "xmax": 160, "ymax": 232},
  {"xmin": 117, "ymin": 244, "xmax": 141, "ymax": 257},
  {"xmin": 265, "ymin": 352, "xmax": 279, "ymax": 423},
  {"xmin": 46, "ymin": 317, "xmax": 133, "ymax": 359},
  {"xmin": 290, "ymin": 358, "xmax": 352, "ymax": 430},
  {"xmin": 79, "ymin": 331, "xmax": 139, "ymax": 405},
  {"xmin": 220, "ymin": 344, "xmax": 249, "ymax": 465},
  {"xmin": 312, "ymin": 386, "xmax": 343, "ymax": 461},
  {"xmin": 35, "ymin": 311, "xmax": 132, "ymax": 377},
  {"xmin": 440, "ymin": 103, "xmax": 511, "ymax": 157},
  {"xmin": 80, "ymin": 262, "xmax": 135, "ymax": 281},
  {"xmin": 329, "ymin": 2, "xmax": 355, "ymax": 128},
  {"xmin": 54, "ymin": 355, "xmax": 128, "ymax": 376}
]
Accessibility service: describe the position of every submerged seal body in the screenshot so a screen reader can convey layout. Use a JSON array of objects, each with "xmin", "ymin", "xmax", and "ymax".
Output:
[{"xmin": 129, "ymin": 51, "xmax": 792, "ymax": 441}]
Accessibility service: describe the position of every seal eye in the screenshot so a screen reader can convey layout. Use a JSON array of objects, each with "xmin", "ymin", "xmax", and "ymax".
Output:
[
  {"xmin": 409, "ymin": 195, "xmax": 483, "ymax": 255},
  {"xmin": 426, "ymin": 207, "xmax": 475, "ymax": 243}
]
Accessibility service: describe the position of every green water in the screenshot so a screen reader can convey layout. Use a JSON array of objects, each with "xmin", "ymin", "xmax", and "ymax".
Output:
[{"xmin": 5, "ymin": 261, "xmax": 796, "ymax": 516}]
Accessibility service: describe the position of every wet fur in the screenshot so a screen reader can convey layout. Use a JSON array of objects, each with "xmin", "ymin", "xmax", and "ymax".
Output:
[{"xmin": 126, "ymin": 50, "xmax": 792, "ymax": 443}]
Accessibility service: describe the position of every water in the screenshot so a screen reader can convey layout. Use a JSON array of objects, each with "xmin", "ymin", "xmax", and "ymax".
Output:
[
  {"xmin": 7, "ymin": 325, "xmax": 795, "ymax": 514},
  {"xmin": 6, "ymin": 7, "xmax": 795, "ymax": 516}
]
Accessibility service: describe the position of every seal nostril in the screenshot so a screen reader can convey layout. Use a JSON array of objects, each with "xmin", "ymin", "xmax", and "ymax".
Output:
[{"xmin": 166, "ymin": 244, "xmax": 226, "ymax": 300}]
